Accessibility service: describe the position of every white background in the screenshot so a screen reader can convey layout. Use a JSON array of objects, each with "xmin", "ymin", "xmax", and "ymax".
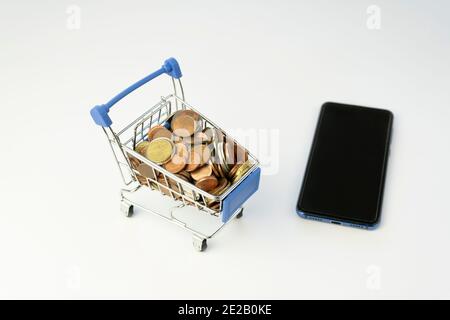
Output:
[{"xmin": 1, "ymin": 0, "xmax": 449, "ymax": 299}]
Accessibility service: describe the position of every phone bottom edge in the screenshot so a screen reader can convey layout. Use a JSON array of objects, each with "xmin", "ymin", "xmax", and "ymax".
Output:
[{"xmin": 296, "ymin": 210, "xmax": 379, "ymax": 231}]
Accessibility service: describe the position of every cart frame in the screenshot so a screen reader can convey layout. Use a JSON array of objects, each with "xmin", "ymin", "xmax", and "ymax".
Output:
[{"xmin": 90, "ymin": 58, "xmax": 261, "ymax": 251}]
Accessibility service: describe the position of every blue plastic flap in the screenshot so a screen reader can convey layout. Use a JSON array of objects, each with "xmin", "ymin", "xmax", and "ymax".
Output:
[{"xmin": 221, "ymin": 167, "xmax": 261, "ymax": 223}]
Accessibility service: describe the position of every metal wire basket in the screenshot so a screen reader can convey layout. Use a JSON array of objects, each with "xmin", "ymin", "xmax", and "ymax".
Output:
[{"xmin": 90, "ymin": 58, "xmax": 261, "ymax": 251}]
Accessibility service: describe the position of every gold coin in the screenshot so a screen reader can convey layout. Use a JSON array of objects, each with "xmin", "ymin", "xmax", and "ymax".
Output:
[
  {"xmin": 135, "ymin": 141, "xmax": 149, "ymax": 155},
  {"xmin": 232, "ymin": 160, "xmax": 253, "ymax": 184},
  {"xmin": 195, "ymin": 175, "xmax": 218, "ymax": 192},
  {"xmin": 145, "ymin": 137, "xmax": 174, "ymax": 164},
  {"xmin": 172, "ymin": 114, "xmax": 197, "ymax": 138},
  {"xmin": 190, "ymin": 164, "xmax": 213, "ymax": 181}
]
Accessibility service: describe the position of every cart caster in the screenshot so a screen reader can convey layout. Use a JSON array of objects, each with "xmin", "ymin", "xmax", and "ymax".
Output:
[
  {"xmin": 120, "ymin": 201, "xmax": 134, "ymax": 217},
  {"xmin": 193, "ymin": 236, "xmax": 207, "ymax": 252},
  {"xmin": 235, "ymin": 208, "xmax": 244, "ymax": 219}
]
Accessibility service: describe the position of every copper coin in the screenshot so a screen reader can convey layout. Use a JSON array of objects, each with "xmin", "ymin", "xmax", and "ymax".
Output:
[
  {"xmin": 128, "ymin": 155, "xmax": 141, "ymax": 170},
  {"xmin": 136, "ymin": 174, "xmax": 148, "ymax": 186},
  {"xmin": 190, "ymin": 164, "xmax": 213, "ymax": 181},
  {"xmin": 175, "ymin": 173, "xmax": 189, "ymax": 182},
  {"xmin": 212, "ymin": 160, "xmax": 226, "ymax": 178},
  {"xmin": 193, "ymin": 144, "xmax": 211, "ymax": 166},
  {"xmin": 228, "ymin": 163, "xmax": 242, "ymax": 179},
  {"xmin": 172, "ymin": 109, "xmax": 201, "ymax": 121},
  {"xmin": 164, "ymin": 154, "xmax": 186, "ymax": 173},
  {"xmin": 148, "ymin": 125, "xmax": 165, "ymax": 141},
  {"xmin": 137, "ymin": 163, "xmax": 158, "ymax": 180},
  {"xmin": 204, "ymin": 127, "xmax": 224, "ymax": 143},
  {"xmin": 174, "ymin": 143, "xmax": 189, "ymax": 160},
  {"xmin": 151, "ymin": 126, "xmax": 172, "ymax": 141},
  {"xmin": 195, "ymin": 175, "xmax": 218, "ymax": 192},
  {"xmin": 224, "ymin": 140, "xmax": 236, "ymax": 165},
  {"xmin": 157, "ymin": 176, "xmax": 173, "ymax": 197},
  {"xmin": 185, "ymin": 149, "xmax": 201, "ymax": 172},
  {"xmin": 177, "ymin": 170, "xmax": 192, "ymax": 181},
  {"xmin": 209, "ymin": 159, "xmax": 221, "ymax": 177},
  {"xmin": 209, "ymin": 202, "xmax": 221, "ymax": 211},
  {"xmin": 172, "ymin": 114, "xmax": 197, "ymax": 138},
  {"xmin": 210, "ymin": 177, "xmax": 229, "ymax": 196},
  {"xmin": 192, "ymin": 131, "xmax": 210, "ymax": 145},
  {"xmin": 235, "ymin": 143, "xmax": 248, "ymax": 163}
]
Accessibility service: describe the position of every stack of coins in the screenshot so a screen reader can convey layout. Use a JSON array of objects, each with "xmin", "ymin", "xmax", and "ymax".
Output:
[{"xmin": 129, "ymin": 109, "xmax": 252, "ymax": 211}]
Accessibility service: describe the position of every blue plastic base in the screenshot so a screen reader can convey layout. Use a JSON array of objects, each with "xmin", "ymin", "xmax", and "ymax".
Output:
[{"xmin": 221, "ymin": 167, "xmax": 261, "ymax": 223}]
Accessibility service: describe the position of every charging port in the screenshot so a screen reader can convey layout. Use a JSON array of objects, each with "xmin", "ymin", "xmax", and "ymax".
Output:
[{"xmin": 331, "ymin": 221, "xmax": 341, "ymax": 225}]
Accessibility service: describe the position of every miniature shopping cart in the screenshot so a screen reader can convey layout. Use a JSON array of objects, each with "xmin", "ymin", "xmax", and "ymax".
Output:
[{"xmin": 90, "ymin": 58, "xmax": 261, "ymax": 251}]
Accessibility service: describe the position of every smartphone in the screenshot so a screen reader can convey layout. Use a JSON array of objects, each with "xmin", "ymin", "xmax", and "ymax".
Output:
[{"xmin": 296, "ymin": 102, "xmax": 393, "ymax": 229}]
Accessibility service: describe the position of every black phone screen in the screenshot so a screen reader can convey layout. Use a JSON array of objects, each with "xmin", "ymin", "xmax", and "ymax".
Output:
[{"xmin": 297, "ymin": 102, "xmax": 393, "ymax": 225}]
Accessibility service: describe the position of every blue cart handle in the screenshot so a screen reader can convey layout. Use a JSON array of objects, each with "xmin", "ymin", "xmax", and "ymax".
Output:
[{"xmin": 90, "ymin": 57, "xmax": 182, "ymax": 127}]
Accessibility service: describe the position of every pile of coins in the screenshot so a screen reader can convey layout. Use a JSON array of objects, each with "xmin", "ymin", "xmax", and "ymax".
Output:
[{"xmin": 128, "ymin": 109, "xmax": 253, "ymax": 211}]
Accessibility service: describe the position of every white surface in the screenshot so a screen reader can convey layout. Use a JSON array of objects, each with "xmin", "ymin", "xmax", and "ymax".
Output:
[{"xmin": 1, "ymin": 0, "xmax": 449, "ymax": 299}]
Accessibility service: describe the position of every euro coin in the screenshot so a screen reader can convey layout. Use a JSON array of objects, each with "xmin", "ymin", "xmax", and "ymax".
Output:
[
  {"xmin": 150, "ymin": 126, "xmax": 172, "ymax": 141},
  {"xmin": 174, "ymin": 143, "xmax": 189, "ymax": 160},
  {"xmin": 172, "ymin": 109, "xmax": 201, "ymax": 121},
  {"xmin": 145, "ymin": 137, "xmax": 174, "ymax": 164},
  {"xmin": 193, "ymin": 144, "xmax": 211, "ymax": 166},
  {"xmin": 232, "ymin": 160, "xmax": 253, "ymax": 184},
  {"xmin": 185, "ymin": 149, "xmax": 201, "ymax": 172},
  {"xmin": 172, "ymin": 114, "xmax": 198, "ymax": 137},
  {"xmin": 177, "ymin": 170, "xmax": 192, "ymax": 182},
  {"xmin": 195, "ymin": 175, "xmax": 218, "ymax": 192},
  {"xmin": 235, "ymin": 143, "xmax": 249, "ymax": 163},
  {"xmin": 128, "ymin": 155, "xmax": 141, "ymax": 170},
  {"xmin": 191, "ymin": 164, "xmax": 213, "ymax": 181},
  {"xmin": 135, "ymin": 141, "xmax": 150, "ymax": 155},
  {"xmin": 164, "ymin": 154, "xmax": 186, "ymax": 173},
  {"xmin": 210, "ymin": 177, "xmax": 229, "ymax": 196},
  {"xmin": 228, "ymin": 163, "xmax": 242, "ymax": 179},
  {"xmin": 137, "ymin": 163, "xmax": 158, "ymax": 180}
]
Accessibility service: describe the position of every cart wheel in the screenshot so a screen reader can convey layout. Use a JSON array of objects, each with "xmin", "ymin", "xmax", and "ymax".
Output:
[
  {"xmin": 235, "ymin": 208, "xmax": 244, "ymax": 219},
  {"xmin": 193, "ymin": 236, "xmax": 207, "ymax": 252},
  {"xmin": 120, "ymin": 201, "xmax": 134, "ymax": 217}
]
